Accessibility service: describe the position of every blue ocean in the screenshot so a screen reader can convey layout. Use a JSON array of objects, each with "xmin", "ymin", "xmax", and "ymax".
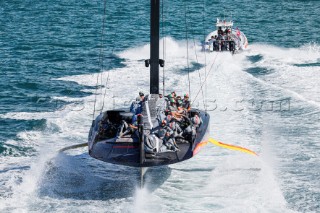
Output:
[{"xmin": 1, "ymin": 0, "xmax": 319, "ymax": 212}]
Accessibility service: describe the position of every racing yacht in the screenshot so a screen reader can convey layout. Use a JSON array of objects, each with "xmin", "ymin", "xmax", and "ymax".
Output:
[{"xmin": 87, "ymin": 0, "xmax": 210, "ymax": 172}]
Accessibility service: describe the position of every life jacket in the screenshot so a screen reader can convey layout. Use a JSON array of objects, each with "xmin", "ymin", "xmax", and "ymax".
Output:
[
  {"xmin": 169, "ymin": 121, "xmax": 183, "ymax": 134},
  {"xmin": 182, "ymin": 100, "xmax": 191, "ymax": 111},
  {"xmin": 130, "ymin": 101, "xmax": 142, "ymax": 114}
]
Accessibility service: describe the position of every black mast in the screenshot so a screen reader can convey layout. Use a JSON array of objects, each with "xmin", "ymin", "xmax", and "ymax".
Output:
[{"xmin": 150, "ymin": 0, "xmax": 160, "ymax": 94}]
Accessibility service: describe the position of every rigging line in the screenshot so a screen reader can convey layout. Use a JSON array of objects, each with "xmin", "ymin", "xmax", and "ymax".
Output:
[
  {"xmin": 100, "ymin": 0, "xmax": 110, "ymax": 113},
  {"xmin": 161, "ymin": 0, "xmax": 166, "ymax": 96},
  {"xmin": 184, "ymin": 1, "xmax": 191, "ymax": 99},
  {"xmin": 99, "ymin": 0, "xmax": 108, "ymax": 97},
  {"xmin": 185, "ymin": 4, "xmax": 206, "ymax": 111},
  {"xmin": 101, "ymin": 0, "xmax": 124, "ymax": 113},
  {"xmin": 92, "ymin": 73, "xmax": 100, "ymax": 120},
  {"xmin": 92, "ymin": 0, "xmax": 108, "ymax": 119},
  {"xmin": 191, "ymin": 27, "xmax": 206, "ymax": 111},
  {"xmin": 191, "ymin": 52, "xmax": 219, "ymax": 105},
  {"xmin": 202, "ymin": 0, "xmax": 208, "ymax": 112},
  {"xmin": 98, "ymin": 0, "xmax": 108, "ymax": 113}
]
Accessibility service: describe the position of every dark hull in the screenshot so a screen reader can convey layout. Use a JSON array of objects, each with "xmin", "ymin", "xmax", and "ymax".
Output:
[{"xmin": 88, "ymin": 109, "xmax": 210, "ymax": 167}]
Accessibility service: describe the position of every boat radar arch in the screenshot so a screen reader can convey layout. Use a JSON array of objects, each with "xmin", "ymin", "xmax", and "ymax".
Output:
[{"xmin": 216, "ymin": 18, "xmax": 234, "ymax": 29}]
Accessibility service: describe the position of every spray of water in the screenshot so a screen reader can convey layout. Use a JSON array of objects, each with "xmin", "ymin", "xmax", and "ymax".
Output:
[{"xmin": 2, "ymin": 38, "xmax": 318, "ymax": 212}]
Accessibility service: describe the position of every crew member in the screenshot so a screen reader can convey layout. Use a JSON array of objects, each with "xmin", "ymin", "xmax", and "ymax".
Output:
[
  {"xmin": 209, "ymin": 36, "xmax": 216, "ymax": 51},
  {"xmin": 138, "ymin": 91, "xmax": 145, "ymax": 101},
  {"xmin": 218, "ymin": 27, "xmax": 223, "ymax": 37},
  {"xmin": 182, "ymin": 94, "xmax": 191, "ymax": 111}
]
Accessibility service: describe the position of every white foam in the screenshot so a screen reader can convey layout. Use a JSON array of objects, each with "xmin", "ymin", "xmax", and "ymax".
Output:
[
  {"xmin": 244, "ymin": 43, "xmax": 320, "ymax": 106},
  {"xmin": 1, "ymin": 38, "xmax": 307, "ymax": 212}
]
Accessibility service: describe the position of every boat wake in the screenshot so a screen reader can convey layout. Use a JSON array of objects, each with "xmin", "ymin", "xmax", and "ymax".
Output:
[{"xmin": 1, "ymin": 38, "xmax": 319, "ymax": 212}]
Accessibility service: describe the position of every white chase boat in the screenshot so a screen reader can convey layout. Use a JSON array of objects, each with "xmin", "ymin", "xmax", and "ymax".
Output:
[{"xmin": 203, "ymin": 18, "xmax": 248, "ymax": 53}]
